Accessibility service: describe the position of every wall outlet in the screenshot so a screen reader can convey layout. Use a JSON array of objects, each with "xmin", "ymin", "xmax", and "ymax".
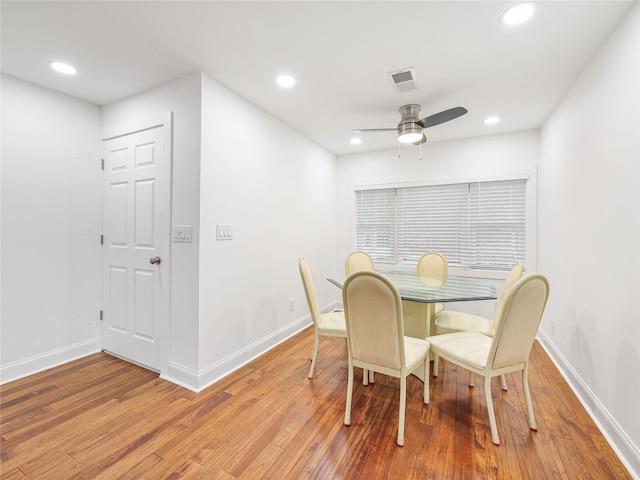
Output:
[{"xmin": 289, "ymin": 298, "xmax": 295, "ymax": 312}]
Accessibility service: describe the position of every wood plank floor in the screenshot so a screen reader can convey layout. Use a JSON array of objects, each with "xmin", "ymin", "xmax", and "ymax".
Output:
[{"xmin": 0, "ymin": 327, "xmax": 631, "ymax": 479}]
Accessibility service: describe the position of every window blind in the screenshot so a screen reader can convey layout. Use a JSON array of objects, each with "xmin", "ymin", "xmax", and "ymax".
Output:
[
  {"xmin": 355, "ymin": 178, "xmax": 526, "ymax": 270},
  {"xmin": 468, "ymin": 180, "xmax": 526, "ymax": 270},
  {"xmin": 355, "ymin": 188, "xmax": 396, "ymax": 262}
]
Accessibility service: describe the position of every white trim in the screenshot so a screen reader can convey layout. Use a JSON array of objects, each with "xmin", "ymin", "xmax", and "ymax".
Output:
[
  {"xmin": 537, "ymin": 330, "xmax": 640, "ymax": 479},
  {"xmin": 101, "ymin": 112, "xmax": 172, "ymax": 141},
  {"xmin": 0, "ymin": 339, "xmax": 100, "ymax": 385},
  {"xmin": 161, "ymin": 302, "xmax": 339, "ymax": 392},
  {"xmin": 162, "ymin": 315, "xmax": 314, "ymax": 392},
  {"xmin": 354, "ymin": 171, "xmax": 531, "ymax": 192}
]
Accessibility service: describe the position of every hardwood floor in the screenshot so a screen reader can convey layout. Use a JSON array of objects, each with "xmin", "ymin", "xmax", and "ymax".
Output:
[{"xmin": 0, "ymin": 327, "xmax": 631, "ymax": 479}]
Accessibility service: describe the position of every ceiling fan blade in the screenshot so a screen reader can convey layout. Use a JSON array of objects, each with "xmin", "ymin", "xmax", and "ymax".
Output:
[
  {"xmin": 352, "ymin": 128, "xmax": 397, "ymax": 133},
  {"xmin": 417, "ymin": 107, "xmax": 468, "ymax": 128}
]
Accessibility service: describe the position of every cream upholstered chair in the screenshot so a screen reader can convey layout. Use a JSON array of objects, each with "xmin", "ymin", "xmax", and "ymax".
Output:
[
  {"xmin": 342, "ymin": 270, "xmax": 430, "ymax": 446},
  {"xmin": 427, "ymin": 273, "xmax": 549, "ymax": 446},
  {"xmin": 299, "ymin": 258, "xmax": 347, "ymax": 379},
  {"xmin": 416, "ymin": 252, "xmax": 448, "ymax": 287},
  {"xmin": 433, "ymin": 263, "xmax": 524, "ymax": 389},
  {"xmin": 416, "ymin": 252, "xmax": 448, "ymax": 315},
  {"xmin": 435, "ymin": 263, "xmax": 523, "ymax": 336},
  {"xmin": 345, "ymin": 251, "xmax": 374, "ymax": 275},
  {"xmin": 345, "ymin": 251, "xmax": 376, "ymax": 383}
]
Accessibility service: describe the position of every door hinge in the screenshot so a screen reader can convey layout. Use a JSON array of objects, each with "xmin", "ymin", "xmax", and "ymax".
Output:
[
  {"xmin": 100, "ymin": 234, "xmax": 104, "ymax": 245},
  {"xmin": 101, "ymin": 158, "xmax": 104, "ymax": 170},
  {"xmin": 99, "ymin": 310, "xmax": 103, "ymax": 321}
]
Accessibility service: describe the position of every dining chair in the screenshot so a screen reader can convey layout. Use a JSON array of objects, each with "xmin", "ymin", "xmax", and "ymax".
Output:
[
  {"xmin": 416, "ymin": 252, "xmax": 448, "ymax": 315},
  {"xmin": 299, "ymin": 258, "xmax": 348, "ymax": 379},
  {"xmin": 345, "ymin": 251, "xmax": 374, "ymax": 276},
  {"xmin": 427, "ymin": 273, "xmax": 549, "ymax": 446},
  {"xmin": 416, "ymin": 252, "xmax": 448, "ymax": 287},
  {"xmin": 344, "ymin": 251, "xmax": 376, "ymax": 384},
  {"xmin": 342, "ymin": 270, "xmax": 431, "ymax": 446},
  {"xmin": 433, "ymin": 262, "xmax": 523, "ymax": 389}
]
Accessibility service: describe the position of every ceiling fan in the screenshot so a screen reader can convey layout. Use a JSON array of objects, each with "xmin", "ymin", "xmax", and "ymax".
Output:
[{"xmin": 353, "ymin": 104, "xmax": 468, "ymax": 145}]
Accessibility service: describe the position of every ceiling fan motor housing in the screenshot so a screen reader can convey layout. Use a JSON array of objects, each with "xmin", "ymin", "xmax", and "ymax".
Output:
[
  {"xmin": 397, "ymin": 104, "xmax": 424, "ymax": 142},
  {"xmin": 398, "ymin": 104, "xmax": 422, "ymax": 124}
]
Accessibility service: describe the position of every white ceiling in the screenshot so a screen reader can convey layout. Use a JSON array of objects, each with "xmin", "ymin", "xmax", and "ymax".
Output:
[{"xmin": 1, "ymin": 1, "xmax": 635, "ymax": 155}]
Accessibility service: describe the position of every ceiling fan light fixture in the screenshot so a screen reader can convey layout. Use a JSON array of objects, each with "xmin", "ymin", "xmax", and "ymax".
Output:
[{"xmin": 398, "ymin": 123, "xmax": 423, "ymax": 144}]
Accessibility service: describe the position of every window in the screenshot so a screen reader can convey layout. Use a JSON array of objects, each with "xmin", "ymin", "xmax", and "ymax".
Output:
[{"xmin": 355, "ymin": 178, "xmax": 526, "ymax": 271}]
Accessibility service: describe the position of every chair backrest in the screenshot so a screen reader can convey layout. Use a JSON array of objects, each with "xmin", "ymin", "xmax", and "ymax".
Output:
[
  {"xmin": 489, "ymin": 274, "xmax": 549, "ymax": 371},
  {"xmin": 494, "ymin": 262, "xmax": 524, "ymax": 320},
  {"xmin": 345, "ymin": 251, "xmax": 374, "ymax": 276},
  {"xmin": 299, "ymin": 258, "xmax": 322, "ymax": 327},
  {"xmin": 416, "ymin": 252, "xmax": 448, "ymax": 287},
  {"xmin": 342, "ymin": 271, "xmax": 405, "ymax": 371},
  {"xmin": 497, "ymin": 263, "xmax": 524, "ymax": 304}
]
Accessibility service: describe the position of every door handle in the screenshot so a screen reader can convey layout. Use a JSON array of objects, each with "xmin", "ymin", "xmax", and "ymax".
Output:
[{"xmin": 149, "ymin": 256, "xmax": 162, "ymax": 265}]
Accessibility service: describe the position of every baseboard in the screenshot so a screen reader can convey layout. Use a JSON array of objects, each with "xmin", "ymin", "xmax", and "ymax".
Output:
[
  {"xmin": 0, "ymin": 338, "xmax": 100, "ymax": 385},
  {"xmin": 162, "ymin": 314, "xmax": 316, "ymax": 392},
  {"xmin": 537, "ymin": 330, "xmax": 640, "ymax": 479}
]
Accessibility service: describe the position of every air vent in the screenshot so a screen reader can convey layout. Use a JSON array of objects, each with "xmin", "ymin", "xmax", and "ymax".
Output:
[{"xmin": 388, "ymin": 67, "xmax": 419, "ymax": 94}]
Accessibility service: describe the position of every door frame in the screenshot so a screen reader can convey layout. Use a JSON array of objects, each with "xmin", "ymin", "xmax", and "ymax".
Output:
[{"xmin": 100, "ymin": 112, "xmax": 173, "ymax": 377}]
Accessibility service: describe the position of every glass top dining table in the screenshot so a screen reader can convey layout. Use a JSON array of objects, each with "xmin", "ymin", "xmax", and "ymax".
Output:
[
  {"xmin": 328, "ymin": 270, "xmax": 497, "ymax": 305},
  {"xmin": 328, "ymin": 269, "xmax": 497, "ymax": 340}
]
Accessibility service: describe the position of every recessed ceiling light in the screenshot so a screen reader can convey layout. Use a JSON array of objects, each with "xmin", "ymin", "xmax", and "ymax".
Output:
[
  {"xmin": 350, "ymin": 137, "xmax": 362, "ymax": 145},
  {"xmin": 484, "ymin": 116, "xmax": 501, "ymax": 125},
  {"xmin": 501, "ymin": 3, "xmax": 535, "ymax": 26},
  {"xmin": 49, "ymin": 61, "xmax": 77, "ymax": 75},
  {"xmin": 276, "ymin": 74, "xmax": 296, "ymax": 88}
]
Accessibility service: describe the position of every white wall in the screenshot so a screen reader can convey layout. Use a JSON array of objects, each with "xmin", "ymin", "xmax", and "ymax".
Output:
[
  {"xmin": 1, "ymin": 75, "xmax": 102, "ymax": 380},
  {"xmin": 539, "ymin": 4, "xmax": 639, "ymax": 474},
  {"xmin": 336, "ymin": 130, "xmax": 540, "ymax": 318},
  {"xmin": 100, "ymin": 72, "xmax": 338, "ymax": 390},
  {"xmin": 196, "ymin": 74, "xmax": 337, "ymax": 388},
  {"xmin": 101, "ymin": 73, "xmax": 203, "ymax": 378}
]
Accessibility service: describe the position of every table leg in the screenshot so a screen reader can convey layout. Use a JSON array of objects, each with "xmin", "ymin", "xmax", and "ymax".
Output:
[{"xmin": 402, "ymin": 300, "xmax": 435, "ymax": 381}]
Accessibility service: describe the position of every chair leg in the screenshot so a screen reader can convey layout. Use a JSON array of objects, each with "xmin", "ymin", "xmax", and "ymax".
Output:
[
  {"xmin": 433, "ymin": 355, "xmax": 439, "ymax": 378},
  {"xmin": 397, "ymin": 375, "xmax": 406, "ymax": 446},
  {"xmin": 363, "ymin": 368, "xmax": 368, "ymax": 386},
  {"xmin": 369, "ymin": 370, "xmax": 375, "ymax": 383},
  {"xmin": 423, "ymin": 358, "xmax": 430, "ymax": 404},
  {"xmin": 500, "ymin": 374, "xmax": 508, "ymax": 391},
  {"xmin": 469, "ymin": 370, "xmax": 475, "ymax": 387},
  {"xmin": 522, "ymin": 364, "xmax": 537, "ymax": 432},
  {"xmin": 485, "ymin": 375, "xmax": 500, "ymax": 446},
  {"xmin": 308, "ymin": 332, "xmax": 320, "ymax": 379},
  {"xmin": 344, "ymin": 359, "xmax": 354, "ymax": 427}
]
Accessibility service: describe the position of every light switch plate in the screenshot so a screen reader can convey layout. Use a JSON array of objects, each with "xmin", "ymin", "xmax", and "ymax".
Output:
[
  {"xmin": 216, "ymin": 224, "xmax": 233, "ymax": 240},
  {"xmin": 173, "ymin": 225, "xmax": 193, "ymax": 243}
]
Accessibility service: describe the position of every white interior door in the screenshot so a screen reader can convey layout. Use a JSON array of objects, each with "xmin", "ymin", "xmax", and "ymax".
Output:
[{"xmin": 101, "ymin": 121, "xmax": 170, "ymax": 372}]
